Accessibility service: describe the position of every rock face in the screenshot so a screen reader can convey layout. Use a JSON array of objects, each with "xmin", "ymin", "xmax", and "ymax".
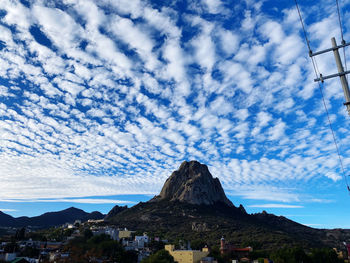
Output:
[
  {"xmin": 153, "ymin": 160, "xmax": 233, "ymax": 207},
  {"xmin": 104, "ymin": 205, "xmax": 128, "ymax": 220}
]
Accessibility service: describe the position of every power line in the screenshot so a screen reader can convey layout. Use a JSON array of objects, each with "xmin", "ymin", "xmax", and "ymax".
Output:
[
  {"xmin": 318, "ymin": 82, "xmax": 349, "ymax": 190},
  {"xmin": 294, "ymin": 0, "xmax": 350, "ymax": 192},
  {"xmin": 335, "ymin": 0, "xmax": 348, "ymax": 80},
  {"xmin": 294, "ymin": 0, "xmax": 312, "ymax": 54},
  {"xmin": 335, "ymin": 0, "xmax": 345, "ymax": 43}
]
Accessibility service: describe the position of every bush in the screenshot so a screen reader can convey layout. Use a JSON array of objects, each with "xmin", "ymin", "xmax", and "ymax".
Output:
[
  {"xmin": 270, "ymin": 247, "xmax": 345, "ymax": 263},
  {"xmin": 141, "ymin": 249, "xmax": 175, "ymax": 263}
]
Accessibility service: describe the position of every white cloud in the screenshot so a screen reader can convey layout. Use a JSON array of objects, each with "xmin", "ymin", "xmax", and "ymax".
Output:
[
  {"xmin": 109, "ymin": 16, "xmax": 157, "ymax": 70},
  {"xmin": 191, "ymin": 21, "xmax": 216, "ymax": 72},
  {"xmin": 0, "ymin": 198, "xmax": 135, "ymax": 205},
  {"xmin": 267, "ymin": 119, "xmax": 286, "ymax": 141},
  {"xmin": 218, "ymin": 29, "xmax": 240, "ymax": 56},
  {"xmin": 230, "ymin": 187, "xmax": 301, "ymax": 203},
  {"xmin": 0, "ymin": 1, "xmax": 347, "ymax": 224},
  {"xmin": 210, "ymin": 96, "xmax": 233, "ymax": 116},
  {"xmin": 162, "ymin": 38, "xmax": 189, "ymax": 96},
  {"xmin": 219, "ymin": 60, "xmax": 253, "ymax": 93},
  {"xmin": 0, "ymin": 209, "xmax": 18, "ymax": 212},
  {"xmin": 101, "ymin": 0, "xmax": 144, "ymax": 19},
  {"xmin": 241, "ymin": 10, "xmax": 255, "ymax": 31},
  {"xmin": 32, "ymin": 5, "xmax": 82, "ymax": 52},
  {"xmin": 248, "ymin": 204, "xmax": 303, "ymax": 208},
  {"xmin": 202, "ymin": 0, "xmax": 222, "ymax": 14},
  {"xmin": 325, "ymin": 172, "xmax": 342, "ymax": 182}
]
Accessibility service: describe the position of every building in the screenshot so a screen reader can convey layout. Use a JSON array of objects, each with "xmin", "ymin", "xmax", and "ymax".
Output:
[
  {"xmin": 10, "ymin": 258, "xmax": 31, "ymax": 263},
  {"xmin": 4, "ymin": 253, "xmax": 17, "ymax": 261},
  {"xmin": 220, "ymin": 237, "xmax": 252, "ymax": 259},
  {"xmin": 91, "ymin": 226, "xmax": 119, "ymax": 241},
  {"xmin": 135, "ymin": 233, "xmax": 149, "ymax": 247},
  {"xmin": 333, "ymin": 247, "xmax": 347, "ymax": 260},
  {"xmin": 119, "ymin": 228, "xmax": 134, "ymax": 239},
  {"xmin": 165, "ymin": 244, "xmax": 210, "ymax": 263},
  {"xmin": 105, "ymin": 227, "xmax": 119, "ymax": 241},
  {"xmin": 200, "ymin": 257, "xmax": 218, "ymax": 263}
]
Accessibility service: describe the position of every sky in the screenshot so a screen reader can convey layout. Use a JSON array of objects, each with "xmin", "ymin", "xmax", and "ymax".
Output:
[{"xmin": 0, "ymin": 0, "xmax": 350, "ymax": 229}]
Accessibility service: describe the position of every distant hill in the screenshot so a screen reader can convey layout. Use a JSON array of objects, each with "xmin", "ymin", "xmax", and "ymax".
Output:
[
  {"xmin": 0, "ymin": 211, "xmax": 17, "ymax": 227},
  {"xmin": 0, "ymin": 207, "xmax": 104, "ymax": 228},
  {"xmin": 106, "ymin": 160, "xmax": 350, "ymax": 250}
]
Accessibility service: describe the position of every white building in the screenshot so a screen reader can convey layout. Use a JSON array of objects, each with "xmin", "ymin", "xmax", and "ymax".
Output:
[{"xmin": 105, "ymin": 227, "xmax": 119, "ymax": 241}]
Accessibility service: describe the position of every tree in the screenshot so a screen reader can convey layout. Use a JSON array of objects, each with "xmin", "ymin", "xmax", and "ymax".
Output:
[
  {"xmin": 15, "ymin": 227, "xmax": 26, "ymax": 240},
  {"xmin": 208, "ymin": 245, "xmax": 225, "ymax": 263},
  {"xmin": 270, "ymin": 247, "xmax": 311, "ymax": 263},
  {"xmin": 83, "ymin": 228, "xmax": 93, "ymax": 240},
  {"xmin": 191, "ymin": 239, "xmax": 206, "ymax": 250},
  {"xmin": 310, "ymin": 248, "xmax": 344, "ymax": 263},
  {"xmin": 141, "ymin": 249, "xmax": 175, "ymax": 263}
]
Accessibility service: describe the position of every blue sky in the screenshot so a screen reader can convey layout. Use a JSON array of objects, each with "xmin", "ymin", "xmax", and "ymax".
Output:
[{"xmin": 0, "ymin": 0, "xmax": 350, "ymax": 229}]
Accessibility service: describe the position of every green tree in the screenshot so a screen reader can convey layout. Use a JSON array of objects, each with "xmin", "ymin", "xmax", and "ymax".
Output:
[
  {"xmin": 4, "ymin": 241, "xmax": 18, "ymax": 253},
  {"xmin": 147, "ymin": 240, "xmax": 166, "ymax": 252},
  {"xmin": 191, "ymin": 239, "xmax": 206, "ymax": 250},
  {"xmin": 15, "ymin": 227, "xmax": 26, "ymax": 240},
  {"xmin": 270, "ymin": 247, "xmax": 311, "ymax": 263},
  {"xmin": 141, "ymin": 249, "xmax": 175, "ymax": 263},
  {"xmin": 310, "ymin": 248, "xmax": 344, "ymax": 263},
  {"xmin": 83, "ymin": 228, "xmax": 93, "ymax": 240},
  {"xmin": 208, "ymin": 246, "xmax": 224, "ymax": 263},
  {"xmin": 20, "ymin": 246, "xmax": 40, "ymax": 258}
]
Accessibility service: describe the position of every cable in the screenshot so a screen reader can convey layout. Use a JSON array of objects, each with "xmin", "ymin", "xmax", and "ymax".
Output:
[
  {"xmin": 294, "ymin": 0, "xmax": 350, "ymax": 192},
  {"xmin": 318, "ymin": 81, "xmax": 349, "ymax": 189},
  {"xmin": 294, "ymin": 0, "xmax": 312, "ymax": 53},
  {"xmin": 294, "ymin": 0, "xmax": 321, "ymax": 78},
  {"xmin": 335, "ymin": 0, "xmax": 348, "ymax": 80},
  {"xmin": 313, "ymin": 56, "xmax": 322, "ymax": 79},
  {"xmin": 335, "ymin": 0, "xmax": 345, "ymax": 42}
]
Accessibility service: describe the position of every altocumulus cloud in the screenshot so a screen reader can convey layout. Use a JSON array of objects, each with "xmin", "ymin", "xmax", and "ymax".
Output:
[{"xmin": 0, "ymin": 0, "xmax": 349, "ymax": 206}]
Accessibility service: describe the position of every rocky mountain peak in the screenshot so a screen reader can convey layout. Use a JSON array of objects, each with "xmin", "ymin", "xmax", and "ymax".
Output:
[{"xmin": 152, "ymin": 160, "xmax": 234, "ymax": 207}]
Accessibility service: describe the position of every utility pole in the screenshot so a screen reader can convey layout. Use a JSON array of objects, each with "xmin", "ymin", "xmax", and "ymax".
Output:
[{"xmin": 311, "ymin": 37, "xmax": 350, "ymax": 115}]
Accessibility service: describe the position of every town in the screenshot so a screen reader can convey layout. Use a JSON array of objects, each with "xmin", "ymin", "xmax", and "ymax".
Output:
[{"xmin": 0, "ymin": 218, "xmax": 349, "ymax": 263}]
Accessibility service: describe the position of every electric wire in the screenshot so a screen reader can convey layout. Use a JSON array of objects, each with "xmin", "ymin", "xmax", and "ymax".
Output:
[
  {"xmin": 318, "ymin": 82, "xmax": 349, "ymax": 190},
  {"xmin": 335, "ymin": 0, "xmax": 348, "ymax": 80},
  {"xmin": 335, "ymin": 0, "xmax": 345, "ymax": 42},
  {"xmin": 313, "ymin": 55, "xmax": 322, "ymax": 79},
  {"xmin": 294, "ymin": 0, "xmax": 312, "ymax": 53},
  {"xmin": 294, "ymin": 0, "xmax": 350, "ymax": 191}
]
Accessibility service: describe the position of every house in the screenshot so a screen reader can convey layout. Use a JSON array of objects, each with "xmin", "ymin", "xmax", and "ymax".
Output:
[
  {"xmin": 105, "ymin": 227, "xmax": 119, "ymax": 241},
  {"xmin": 10, "ymin": 258, "xmax": 30, "ymax": 263},
  {"xmin": 165, "ymin": 244, "xmax": 210, "ymax": 263},
  {"xmin": 49, "ymin": 251, "xmax": 69, "ymax": 262},
  {"xmin": 200, "ymin": 257, "xmax": 218, "ymax": 263},
  {"xmin": 91, "ymin": 226, "xmax": 119, "ymax": 241},
  {"xmin": 135, "ymin": 233, "xmax": 149, "ymax": 247},
  {"xmin": 119, "ymin": 228, "xmax": 134, "ymax": 239},
  {"xmin": 220, "ymin": 237, "xmax": 252, "ymax": 259},
  {"xmin": 4, "ymin": 253, "xmax": 17, "ymax": 261},
  {"xmin": 87, "ymin": 219, "xmax": 104, "ymax": 223}
]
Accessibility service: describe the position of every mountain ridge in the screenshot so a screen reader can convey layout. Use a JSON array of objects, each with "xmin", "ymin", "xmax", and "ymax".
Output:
[{"xmin": 0, "ymin": 207, "xmax": 105, "ymax": 228}]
